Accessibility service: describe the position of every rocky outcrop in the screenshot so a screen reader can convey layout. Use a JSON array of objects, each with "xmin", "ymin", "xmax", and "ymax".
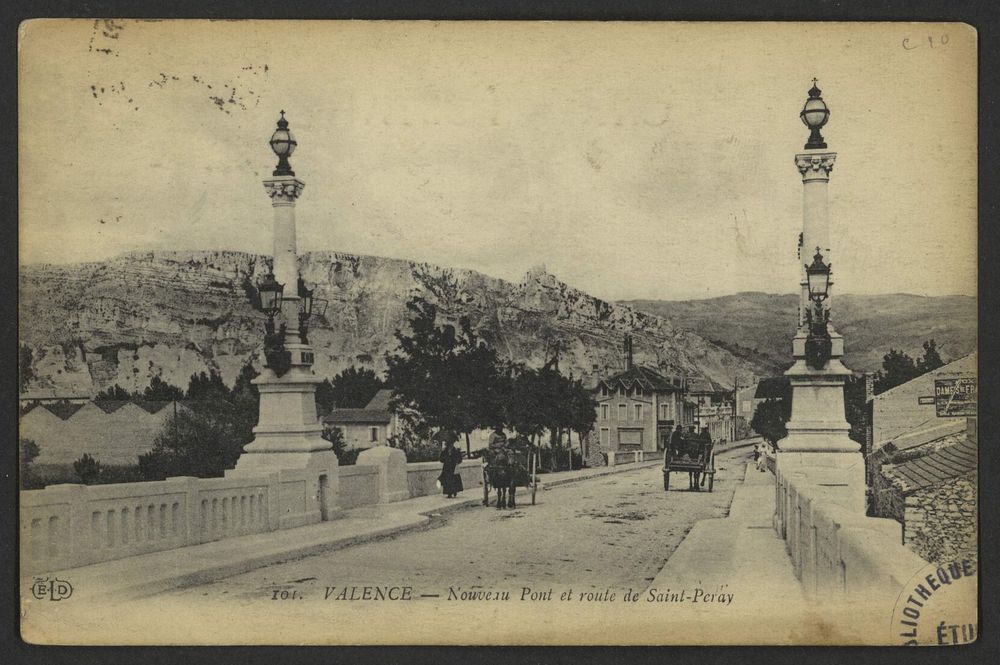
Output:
[{"xmin": 19, "ymin": 250, "xmax": 758, "ymax": 395}]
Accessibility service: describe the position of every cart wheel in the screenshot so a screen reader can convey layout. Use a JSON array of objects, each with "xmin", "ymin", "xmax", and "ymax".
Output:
[{"xmin": 663, "ymin": 470, "xmax": 670, "ymax": 491}]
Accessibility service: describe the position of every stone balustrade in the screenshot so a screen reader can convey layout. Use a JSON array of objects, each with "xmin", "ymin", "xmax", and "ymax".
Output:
[
  {"xmin": 21, "ymin": 446, "xmax": 485, "ymax": 575},
  {"xmin": 774, "ymin": 462, "xmax": 928, "ymax": 605}
]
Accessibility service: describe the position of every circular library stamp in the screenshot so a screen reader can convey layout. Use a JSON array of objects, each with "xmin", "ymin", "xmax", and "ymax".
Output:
[{"xmin": 891, "ymin": 558, "xmax": 978, "ymax": 646}]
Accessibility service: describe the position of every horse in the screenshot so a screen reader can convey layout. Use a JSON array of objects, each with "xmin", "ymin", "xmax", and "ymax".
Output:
[
  {"xmin": 679, "ymin": 437, "xmax": 706, "ymax": 491},
  {"xmin": 482, "ymin": 445, "xmax": 531, "ymax": 509}
]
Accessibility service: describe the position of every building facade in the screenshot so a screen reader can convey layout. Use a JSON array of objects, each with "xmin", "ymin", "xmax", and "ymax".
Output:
[
  {"xmin": 872, "ymin": 353, "xmax": 976, "ymax": 448},
  {"xmin": 322, "ymin": 389, "xmax": 399, "ymax": 449},
  {"xmin": 594, "ymin": 365, "xmax": 692, "ymax": 453}
]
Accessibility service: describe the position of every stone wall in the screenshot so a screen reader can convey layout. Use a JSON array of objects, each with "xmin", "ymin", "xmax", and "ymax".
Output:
[
  {"xmin": 870, "ymin": 469, "xmax": 905, "ymax": 523},
  {"xmin": 902, "ymin": 473, "xmax": 977, "ymax": 565},
  {"xmin": 774, "ymin": 455, "xmax": 928, "ymax": 607}
]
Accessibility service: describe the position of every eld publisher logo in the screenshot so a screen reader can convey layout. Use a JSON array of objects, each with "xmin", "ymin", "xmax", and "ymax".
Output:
[{"xmin": 31, "ymin": 577, "xmax": 73, "ymax": 601}]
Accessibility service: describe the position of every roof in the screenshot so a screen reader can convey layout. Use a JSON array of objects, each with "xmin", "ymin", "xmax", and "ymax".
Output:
[
  {"xmin": 42, "ymin": 402, "xmax": 85, "ymax": 420},
  {"xmin": 687, "ymin": 376, "xmax": 728, "ymax": 395},
  {"xmin": 323, "ymin": 408, "xmax": 392, "ymax": 425},
  {"xmin": 598, "ymin": 365, "xmax": 684, "ymax": 392},
  {"xmin": 94, "ymin": 400, "xmax": 131, "ymax": 414},
  {"xmin": 879, "ymin": 417, "xmax": 967, "ymax": 453},
  {"xmin": 755, "ymin": 377, "xmax": 791, "ymax": 400},
  {"xmin": 882, "ymin": 431, "xmax": 977, "ymax": 493},
  {"xmin": 85, "ymin": 399, "xmax": 233, "ymax": 416},
  {"xmin": 364, "ymin": 389, "xmax": 394, "ymax": 411}
]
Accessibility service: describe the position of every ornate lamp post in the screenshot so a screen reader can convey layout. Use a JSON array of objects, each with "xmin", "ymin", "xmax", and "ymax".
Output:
[
  {"xmin": 231, "ymin": 112, "xmax": 339, "ymax": 525},
  {"xmin": 800, "ymin": 79, "xmax": 830, "ymax": 150},
  {"xmin": 803, "ymin": 249, "xmax": 832, "ymax": 370},
  {"xmin": 775, "ymin": 81, "xmax": 865, "ymax": 525}
]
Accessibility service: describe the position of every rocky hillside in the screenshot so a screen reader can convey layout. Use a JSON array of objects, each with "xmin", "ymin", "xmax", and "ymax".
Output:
[
  {"xmin": 19, "ymin": 251, "xmax": 759, "ymax": 396},
  {"xmin": 623, "ymin": 292, "xmax": 977, "ymax": 375}
]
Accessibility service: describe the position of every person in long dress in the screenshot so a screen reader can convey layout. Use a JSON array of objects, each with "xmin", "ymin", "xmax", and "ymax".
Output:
[{"xmin": 439, "ymin": 437, "xmax": 464, "ymax": 498}]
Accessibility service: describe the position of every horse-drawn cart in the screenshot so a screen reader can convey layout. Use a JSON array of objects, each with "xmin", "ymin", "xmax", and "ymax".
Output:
[
  {"xmin": 482, "ymin": 445, "xmax": 539, "ymax": 508},
  {"xmin": 663, "ymin": 442, "xmax": 715, "ymax": 492}
]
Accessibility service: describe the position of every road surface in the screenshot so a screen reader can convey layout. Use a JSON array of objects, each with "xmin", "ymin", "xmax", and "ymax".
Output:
[{"xmin": 163, "ymin": 447, "xmax": 754, "ymax": 604}]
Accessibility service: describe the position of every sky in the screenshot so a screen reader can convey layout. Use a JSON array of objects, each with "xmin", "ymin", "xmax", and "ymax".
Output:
[{"xmin": 19, "ymin": 21, "xmax": 977, "ymax": 301}]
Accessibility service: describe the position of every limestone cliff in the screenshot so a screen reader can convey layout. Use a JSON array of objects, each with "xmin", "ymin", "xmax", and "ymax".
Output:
[{"xmin": 19, "ymin": 251, "xmax": 757, "ymax": 396}]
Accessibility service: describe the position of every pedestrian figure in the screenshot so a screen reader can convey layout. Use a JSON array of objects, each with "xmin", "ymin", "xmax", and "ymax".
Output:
[
  {"xmin": 698, "ymin": 427, "xmax": 713, "ymax": 488},
  {"xmin": 438, "ymin": 432, "xmax": 464, "ymax": 498},
  {"xmin": 755, "ymin": 443, "xmax": 768, "ymax": 472}
]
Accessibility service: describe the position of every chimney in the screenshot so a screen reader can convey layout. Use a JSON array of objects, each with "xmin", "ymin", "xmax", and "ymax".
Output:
[{"xmin": 624, "ymin": 335, "xmax": 633, "ymax": 370}]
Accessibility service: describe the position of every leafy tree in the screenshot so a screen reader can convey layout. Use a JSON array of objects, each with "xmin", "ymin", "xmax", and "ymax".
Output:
[
  {"xmin": 229, "ymin": 360, "xmax": 260, "ymax": 428},
  {"xmin": 319, "ymin": 366, "xmax": 384, "ymax": 412},
  {"xmin": 873, "ymin": 349, "xmax": 918, "ymax": 394},
  {"xmin": 95, "ymin": 384, "xmax": 134, "ymax": 401},
  {"xmin": 73, "ymin": 453, "xmax": 102, "ymax": 484},
  {"xmin": 565, "ymin": 377, "xmax": 598, "ymax": 466},
  {"xmin": 143, "ymin": 375, "xmax": 185, "ymax": 401},
  {"xmin": 320, "ymin": 425, "xmax": 361, "ymax": 466},
  {"xmin": 186, "ymin": 370, "xmax": 231, "ymax": 401},
  {"xmin": 138, "ymin": 409, "xmax": 247, "ymax": 480},
  {"xmin": 386, "ymin": 297, "xmax": 500, "ymax": 455},
  {"xmin": 844, "ymin": 374, "xmax": 870, "ymax": 447},
  {"xmin": 315, "ymin": 379, "xmax": 337, "ymax": 416},
  {"xmin": 19, "ymin": 344, "xmax": 34, "ymax": 392},
  {"xmin": 506, "ymin": 366, "xmax": 550, "ymax": 444},
  {"xmin": 20, "ymin": 438, "xmax": 41, "ymax": 489},
  {"xmin": 873, "ymin": 340, "xmax": 947, "ymax": 395},
  {"xmin": 917, "ymin": 339, "xmax": 945, "ymax": 374},
  {"xmin": 230, "ymin": 361, "xmax": 260, "ymax": 400},
  {"xmin": 750, "ymin": 397, "xmax": 791, "ymax": 446}
]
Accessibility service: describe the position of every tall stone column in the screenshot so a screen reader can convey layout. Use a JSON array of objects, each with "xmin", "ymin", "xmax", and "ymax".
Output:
[
  {"xmin": 230, "ymin": 114, "xmax": 338, "ymax": 527},
  {"xmin": 776, "ymin": 85, "xmax": 865, "ymax": 530},
  {"xmin": 795, "ymin": 152, "xmax": 836, "ymax": 326}
]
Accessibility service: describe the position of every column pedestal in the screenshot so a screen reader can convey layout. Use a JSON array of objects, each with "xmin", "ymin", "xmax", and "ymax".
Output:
[
  {"xmin": 230, "ymin": 365, "xmax": 340, "ymax": 527},
  {"xmin": 776, "ymin": 324, "xmax": 865, "ymax": 526}
]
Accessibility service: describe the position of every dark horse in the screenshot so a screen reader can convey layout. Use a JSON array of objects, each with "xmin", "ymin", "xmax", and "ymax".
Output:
[{"xmin": 482, "ymin": 445, "xmax": 530, "ymax": 509}]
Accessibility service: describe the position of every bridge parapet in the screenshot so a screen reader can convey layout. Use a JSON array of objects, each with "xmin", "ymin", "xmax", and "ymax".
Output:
[{"xmin": 774, "ymin": 459, "xmax": 928, "ymax": 606}]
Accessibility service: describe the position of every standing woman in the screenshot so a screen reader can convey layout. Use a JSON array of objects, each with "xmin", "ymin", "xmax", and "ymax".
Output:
[{"xmin": 439, "ymin": 433, "xmax": 464, "ymax": 498}]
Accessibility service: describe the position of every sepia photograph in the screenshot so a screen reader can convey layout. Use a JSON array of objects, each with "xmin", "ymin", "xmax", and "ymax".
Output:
[{"xmin": 17, "ymin": 20, "xmax": 978, "ymax": 645}]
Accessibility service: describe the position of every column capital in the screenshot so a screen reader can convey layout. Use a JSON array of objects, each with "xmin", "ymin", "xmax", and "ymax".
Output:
[
  {"xmin": 263, "ymin": 177, "xmax": 305, "ymax": 203},
  {"xmin": 795, "ymin": 152, "xmax": 837, "ymax": 180}
]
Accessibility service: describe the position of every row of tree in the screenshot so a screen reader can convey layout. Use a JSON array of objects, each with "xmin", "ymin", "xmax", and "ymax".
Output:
[{"xmin": 386, "ymin": 297, "xmax": 597, "ymax": 461}]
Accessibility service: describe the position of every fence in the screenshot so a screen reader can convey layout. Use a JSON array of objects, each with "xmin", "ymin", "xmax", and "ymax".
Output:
[
  {"xmin": 21, "ymin": 474, "xmax": 281, "ymax": 574},
  {"xmin": 21, "ymin": 448, "xmax": 485, "ymax": 575}
]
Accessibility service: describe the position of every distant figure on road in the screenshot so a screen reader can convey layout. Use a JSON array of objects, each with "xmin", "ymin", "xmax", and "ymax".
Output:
[
  {"xmin": 755, "ymin": 443, "xmax": 768, "ymax": 472},
  {"xmin": 669, "ymin": 424, "xmax": 685, "ymax": 457},
  {"xmin": 438, "ymin": 433, "xmax": 464, "ymax": 498}
]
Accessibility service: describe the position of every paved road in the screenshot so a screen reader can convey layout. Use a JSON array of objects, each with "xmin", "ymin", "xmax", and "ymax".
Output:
[{"xmin": 164, "ymin": 447, "xmax": 753, "ymax": 605}]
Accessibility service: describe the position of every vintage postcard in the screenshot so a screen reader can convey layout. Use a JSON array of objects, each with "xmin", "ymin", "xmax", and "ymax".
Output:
[{"xmin": 18, "ymin": 20, "xmax": 978, "ymax": 645}]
